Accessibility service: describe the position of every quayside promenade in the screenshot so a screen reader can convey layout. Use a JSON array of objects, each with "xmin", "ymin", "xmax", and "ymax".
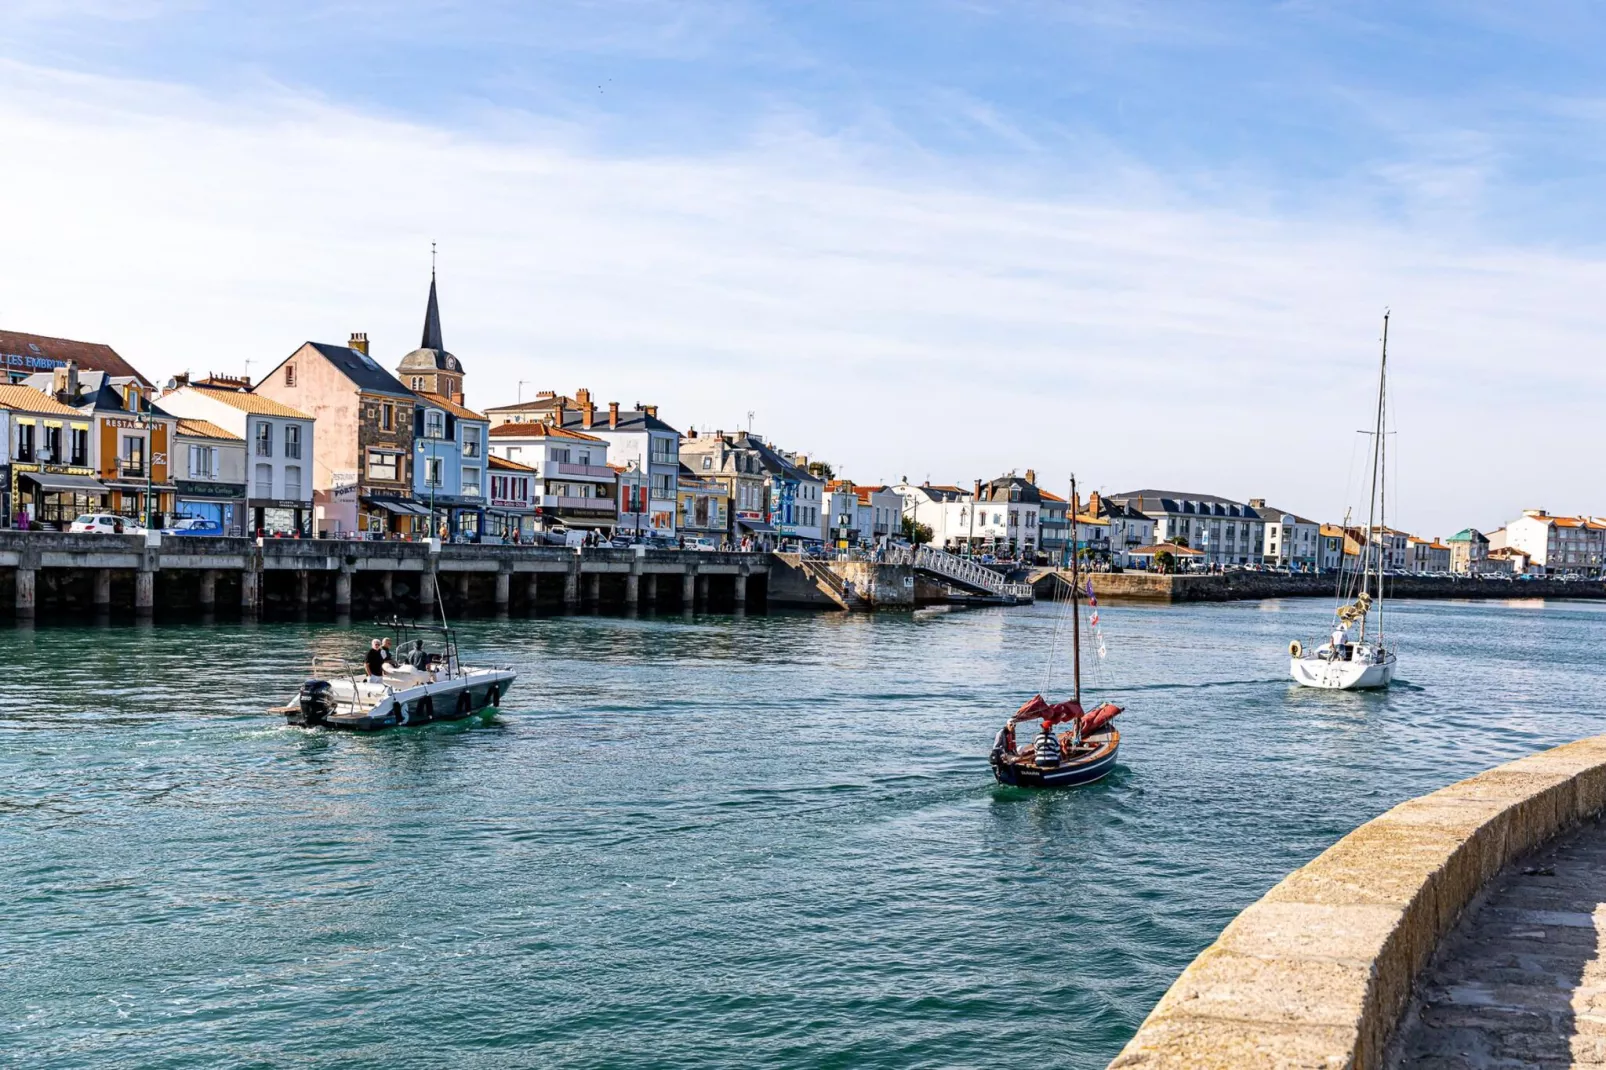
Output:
[
  {"xmin": 1034, "ymin": 569, "xmax": 1606, "ymax": 604},
  {"xmin": 1108, "ymin": 734, "xmax": 1606, "ymax": 1069},
  {"xmin": 0, "ymin": 532, "xmax": 1035, "ymax": 617}
]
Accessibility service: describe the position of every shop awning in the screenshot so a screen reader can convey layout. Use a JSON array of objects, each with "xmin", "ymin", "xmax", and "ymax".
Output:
[
  {"xmin": 22, "ymin": 472, "xmax": 109, "ymax": 494},
  {"xmin": 362, "ymin": 497, "xmax": 431, "ymax": 517},
  {"xmin": 738, "ymin": 519, "xmax": 776, "ymax": 534}
]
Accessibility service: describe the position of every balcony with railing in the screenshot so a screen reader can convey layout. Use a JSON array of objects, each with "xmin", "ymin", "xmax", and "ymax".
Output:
[
  {"xmin": 539, "ymin": 494, "xmax": 618, "ymax": 512},
  {"xmin": 119, "ymin": 459, "xmax": 146, "ymax": 478},
  {"xmin": 553, "ymin": 462, "xmax": 616, "ymax": 481}
]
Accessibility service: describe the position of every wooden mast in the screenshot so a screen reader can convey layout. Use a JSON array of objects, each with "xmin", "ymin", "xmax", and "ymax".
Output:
[{"xmin": 1070, "ymin": 475, "xmax": 1082, "ymax": 705}]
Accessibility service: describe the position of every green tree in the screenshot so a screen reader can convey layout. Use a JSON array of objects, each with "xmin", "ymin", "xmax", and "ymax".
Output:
[
  {"xmin": 807, "ymin": 461, "xmax": 835, "ymax": 481},
  {"xmin": 1155, "ymin": 549, "xmax": 1176, "ymax": 574},
  {"xmin": 900, "ymin": 516, "xmax": 933, "ymax": 545}
]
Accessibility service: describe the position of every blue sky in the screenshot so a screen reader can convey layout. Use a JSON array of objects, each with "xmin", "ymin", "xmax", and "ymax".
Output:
[{"xmin": 4, "ymin": 1, "xmax": 1606, "ymax": 531}]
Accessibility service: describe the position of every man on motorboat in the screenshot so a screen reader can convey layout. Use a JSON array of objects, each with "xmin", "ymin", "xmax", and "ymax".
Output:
[{"xmin": 365, "ymin": 640, "xmax": 386, "ymax": 682}]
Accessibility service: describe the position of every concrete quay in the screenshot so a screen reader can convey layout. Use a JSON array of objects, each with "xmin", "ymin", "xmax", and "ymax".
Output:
[
  {"xmin": 0, "ymin": 532, "xmax": 1006, "ymax": 618},
  {"xmin": 0, "ymin": 531, "xmax": 772, "ymax": 618},
  {"xmin": 1108, "ymin": 734, "xmax": 1606, "ymax": 1069},
  {"xmin": 1031, "ymin": 570, "xmax": 1606, "ymax": 604}
]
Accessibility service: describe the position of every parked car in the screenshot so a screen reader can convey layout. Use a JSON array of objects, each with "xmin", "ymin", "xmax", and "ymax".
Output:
[
  {"xmin": 686, "ymin": 537, "xmax": 719, "ymax": 552},
  {"xmin": 69, "ymin": 513, "xmax": 144, "ymax": 534},
  {"xmin": 162, "ymin": 516, "xmax": 223, "ymax": 537}
]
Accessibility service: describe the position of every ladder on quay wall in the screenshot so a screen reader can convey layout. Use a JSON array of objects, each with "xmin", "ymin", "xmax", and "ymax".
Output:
[{"xmin": 798, "ymin": 557, "xmax": 871, "ymax": 610}]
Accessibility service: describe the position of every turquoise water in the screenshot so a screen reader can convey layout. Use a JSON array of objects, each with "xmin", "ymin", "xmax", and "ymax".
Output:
[{"xmin": 5, "ymin": 598, "xmax": 1606, "ymax": 1068}]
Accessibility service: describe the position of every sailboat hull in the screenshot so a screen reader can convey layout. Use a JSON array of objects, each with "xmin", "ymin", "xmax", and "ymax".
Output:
[{"xmin": 1290, "ymin": 651, "xmax": 1396, "ymax": 690}]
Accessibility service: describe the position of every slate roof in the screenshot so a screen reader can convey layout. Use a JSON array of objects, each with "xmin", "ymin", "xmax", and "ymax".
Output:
[
  {"xmin": 1110, "ymin": 489, "xmax": 1260, "ymax": 519},
  {"xmin": 0, "ymin": 329, "xmax": 150, "ymax": 384},
  {"xmin": 299, "ymin": 342, "xmax": 414, "ymax": 398},
  {"xmin": 1248, "ymin": 502, "xmax": 1319, "ymax": 526},
  {"xmin": 980, "ymin": 474, "xmax": 1041, "ymax": 504}
]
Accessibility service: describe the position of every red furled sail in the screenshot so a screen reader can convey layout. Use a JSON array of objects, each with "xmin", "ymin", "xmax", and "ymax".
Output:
[{"xmin": 1080, "ymin": 703, "xmax": 1123, "ymax": 733}]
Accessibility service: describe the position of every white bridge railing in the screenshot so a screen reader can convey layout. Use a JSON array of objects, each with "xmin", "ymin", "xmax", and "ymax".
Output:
[{"xmin": 893, "ymin": 545, "xmax": 1035, "ymax": 602}]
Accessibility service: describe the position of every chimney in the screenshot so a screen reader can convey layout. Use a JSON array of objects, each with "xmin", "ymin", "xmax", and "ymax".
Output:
[
  {"xmin": 973, "ymin": 478, "xmax": 983, "ymax": 502},
  {"xmin": 644, "ymin": 404, "xmax": 658, "ymax": 418},
  {"xmin": 349, "ymin": 332, "xmax": 369, "ymax": 355},
  {"xmin": 582, "ymin": 404, "xmax": 595, "ymax": 429},
  {"xmin": 686, "ymin": 427, "xmax": 698, "ymax": 439},
  {"xmin": 1088, "ymin": 491, "xmax": 1101, "ymax": 515},
  {"xmin": 552, "ymin": 400, "xmax": 566, "ymax": 427},
  {"xmin": 576, "ymin": 387, "xmax": 591, "ymax": 407},
  {"xmin": 1249, "ymin": 498, "xmax": 1266, "ymax": 508},
  {"xmin": 537, "ymin": 390, "xmax": 555, "ymax": 400},
  {"xmin": 1025, "ymin": 468, "xmax": 1036, "ymax": 486},
  {"xmin": 609, "ymin": 401, "xmax": 620, "ymax": 429}
]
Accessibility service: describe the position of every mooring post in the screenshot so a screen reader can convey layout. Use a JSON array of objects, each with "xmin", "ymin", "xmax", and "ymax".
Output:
[
  {"xmin": 240, "ymin": 567, "xmax": 258, "ymax": 616},
  {"xmin": 15, "ymin": 567, "xmax": 36, "ymax": 618},
  {"xmin": 134, "ymin": 569, "xmax": 154, "ymax": 616}
]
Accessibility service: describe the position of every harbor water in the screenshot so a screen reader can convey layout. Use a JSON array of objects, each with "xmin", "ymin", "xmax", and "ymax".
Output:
[{"xmin": 6, "ymin": 598, "xmax": 1606, "ymax": 1068}]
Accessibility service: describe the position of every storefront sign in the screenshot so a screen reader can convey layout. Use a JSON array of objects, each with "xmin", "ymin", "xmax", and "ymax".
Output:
[
  {"xmin": 249, "ymin": 498, "xmax": 307, "ymax": 511},
  {"xmin": 331, "ymin": 471, "xmax": 360, "ymax": 502},
  {"xmin": 1, "ymin": 352, "xmax": 66, "ymax": 373},
  {"xmin": 176, "ymin": 480, "xmax": 243, "ymax": 498}
]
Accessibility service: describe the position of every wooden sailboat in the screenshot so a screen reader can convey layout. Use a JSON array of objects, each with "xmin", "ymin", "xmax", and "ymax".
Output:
[{"xmin": 990, "ymin": 475, "xmax": 1123, "ymax": 788}]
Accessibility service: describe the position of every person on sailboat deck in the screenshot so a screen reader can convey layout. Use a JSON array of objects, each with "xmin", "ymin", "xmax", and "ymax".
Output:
[
  {"xmin": 1034, "ymin": 722, "xmax": 1062, "ymax": 768},
  {"xmin": 992, "ymin": 723, "xmax": 1016, "ymax": 759},
  {"xmin": 1331, "ymin": 622, "xmax": 1354, "ymax": 661}
]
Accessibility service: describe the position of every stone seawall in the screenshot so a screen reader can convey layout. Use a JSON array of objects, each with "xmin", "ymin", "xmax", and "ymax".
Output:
[
  {"xmin": 1108, "ymin": 734, "xmax": 1606, "ymax": 1069},
  {"xmin": 1030, "ymin": 570, "xmax": 1606, "ymax": 604}
]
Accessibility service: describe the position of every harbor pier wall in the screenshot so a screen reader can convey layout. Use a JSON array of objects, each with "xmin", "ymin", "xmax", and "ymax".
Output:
[
  {"xmin": 1030, "ymin": 570, "xmax": 1606, "ymax": 604},
  {"xmin": 0, "ymin": 532, "xmax": 772, "ymax": 619},
  {"xmin": 1108, "ymin": 733, "xmax": 1606, "ymax": 1069}
]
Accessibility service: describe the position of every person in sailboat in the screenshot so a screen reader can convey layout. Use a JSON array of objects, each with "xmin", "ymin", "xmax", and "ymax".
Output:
[
  {"xmin": 1330, "ymin": 621, "xmax": 1353, "ymax": 662},
  {"xmin": 1034, "ymin": 721, "xmax": 1062, "ymax": 769},
  {"xmin": 992, "ymin": 723, "xmax": 1016, "ymax": 760}
]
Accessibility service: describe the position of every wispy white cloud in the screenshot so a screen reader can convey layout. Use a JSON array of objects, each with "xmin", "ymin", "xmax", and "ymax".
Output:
[{"xmin": 0, "ymin": 58, "xmax": 1601, "ymax": 534}]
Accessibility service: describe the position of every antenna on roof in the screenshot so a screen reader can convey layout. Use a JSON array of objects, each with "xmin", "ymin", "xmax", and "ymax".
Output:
[
  {"xmin": 517, "ymin": 380, "xmax": 531, "ymax": 403},
  {"xmin": 746, "ymin": 410, "xmax": 754, "ymax": 433}
]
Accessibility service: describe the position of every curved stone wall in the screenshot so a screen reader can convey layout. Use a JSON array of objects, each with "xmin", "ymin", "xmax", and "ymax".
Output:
[{"xmin": 1108, "ymin": 734, "xmax": 1606, "ymax": 1069}]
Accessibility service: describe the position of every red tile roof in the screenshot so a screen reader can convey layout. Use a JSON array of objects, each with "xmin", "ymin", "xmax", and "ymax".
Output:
[{"xmin": 0, "ymin": 329, "xmax": 149, "ymax": 384}]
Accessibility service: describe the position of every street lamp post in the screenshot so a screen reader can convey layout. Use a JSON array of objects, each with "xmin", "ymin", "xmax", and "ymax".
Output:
[{"xmin": 136, "ymin": 400, "xmax": 153, "ymax": 531}]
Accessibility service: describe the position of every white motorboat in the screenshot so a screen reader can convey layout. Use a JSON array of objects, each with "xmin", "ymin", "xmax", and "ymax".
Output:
[
  {"xmin": 277, "ymin": 619, "xmax": 515, "ymax": 731},
  {"xmin": 1290, "ymin": 312, "xmax": 1399, "ymax": 691}
]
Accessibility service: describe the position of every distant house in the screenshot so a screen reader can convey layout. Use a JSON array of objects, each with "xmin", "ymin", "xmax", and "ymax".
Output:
[
  {"xmin": 1444, "ymin": 528, "xmax": 1491, "ymax": 575},
  {"xmin": 487, "ymin": 420, "xmax": 616, "ymax": 534},
  {"xmin": 1248, "ymin": 499, "xmax": 1321, "ymax": 570},
  {"xmin": 1086, "ymin": 493, "xmax": 1154, "ymax": 569},
  {"xmin": 171, "ymin": 418, "xmax": 247, "ymax": 534},
  {"xmin": 0, "ymin": 329, "xmax": 151, "ymax": 387},
  {"xmin": 1498, "ymin": 509, "xmax": 1606, "ymax": 577},
  {"xmin": 159, "ymin": 382, "xmax": 315, "ymax": 537},
  {"xmin": 252, "ymin": 334, "xmax": 420, "ymax": 537},
  {"xmin": 0, "ymin": 382, "xmax": 97, "ymax": 529},
  {"xmin": 486, "ymin": 389, "xmax": 681, "ymax": 537},
  {"xmin": 1108, "ymin": 490, "xmax": 1265, "ymax": 567},
  {"xmin": 679, "ymin": 429, "xmax": 771, "ymax": 544},
  {"xmin": 1407, "ymin": 536, "xmax": 1453, "ymax": 573},
  {"xmin": 485, "ymin": 454, "xmax": 538, "ymax": 543},
  {"xmin": 891, "ymin": 482, "xmax": 975, "ymax": 549}
]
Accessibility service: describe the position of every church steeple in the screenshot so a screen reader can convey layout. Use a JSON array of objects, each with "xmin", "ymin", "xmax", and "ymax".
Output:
[
  {"xmin": 397, "ymin": 245, "xmax": 465, "ymax": 404},
  {"xmin": 421, "ymin": 250, "xmax": 444, "ymax": 352}
]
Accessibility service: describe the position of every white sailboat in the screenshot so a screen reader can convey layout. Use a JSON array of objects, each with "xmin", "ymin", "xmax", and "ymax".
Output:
[{"xmin": 1289, "ymin": 313, "xmax": 1399, "ymax": 691}]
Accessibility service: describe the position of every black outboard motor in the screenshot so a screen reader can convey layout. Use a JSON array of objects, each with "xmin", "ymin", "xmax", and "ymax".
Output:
[{"xmin": 294, "ymin": 680, "xmax": 336, "ymax": 727}]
